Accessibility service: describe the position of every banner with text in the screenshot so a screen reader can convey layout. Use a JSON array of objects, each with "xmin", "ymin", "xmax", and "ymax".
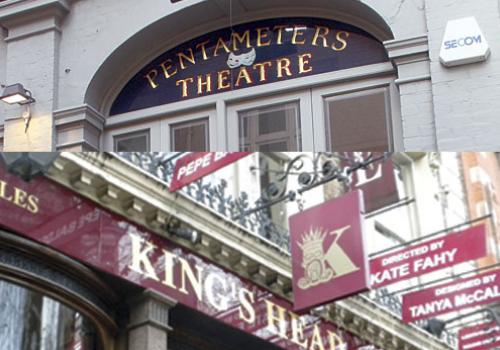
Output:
[
  {"xmin": 170, "ymin": 152, "xmax": 250, "ymax": 192},
  {"xmin": 458, "ymin": 321, "xmax": 500, "ymax": 350},
  {"xmin": 370, "ymin": 225, "xmax": 487, "ymax": 288},
  {"xmin": 290, "ymin": 190, "xmax": 369, "ymax": 312},
  {"xmin": 402, "ymin": 269, "xmax": 500, "ymax": 323}
]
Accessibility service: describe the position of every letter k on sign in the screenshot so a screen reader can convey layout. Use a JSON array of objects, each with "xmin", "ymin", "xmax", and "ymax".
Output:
[{"xmin": 290, "ymin": 190, "xmax": 370, "ymax": 313}]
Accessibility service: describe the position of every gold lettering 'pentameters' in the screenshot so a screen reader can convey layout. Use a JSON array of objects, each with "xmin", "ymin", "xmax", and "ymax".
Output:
[{"xmin": 143, "ymin": 25, "xmax": 350, "ymax": 92}]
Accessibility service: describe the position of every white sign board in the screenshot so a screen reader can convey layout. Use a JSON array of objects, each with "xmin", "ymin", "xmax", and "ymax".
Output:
[{"xmin": 440, "ymin": 17, "xmax": 490, "ymax": 67}]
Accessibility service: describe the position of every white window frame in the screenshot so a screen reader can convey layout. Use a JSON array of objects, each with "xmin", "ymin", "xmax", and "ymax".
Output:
[
  {"xmin": 113, "ymin": 129, "xmax": 151, "ymax": 152},
  {"xmin": 311, "ymin": 76, "xmax": 402, "ymax": 151},
  {"xmin": 104, "ymin": 63, "xmax": 398, "ymax": 152},
  {"xmin": 226, "ymin": 90, "xmax": 313, "ymax": 152},
  {"xmin": 162, "ymin": 109, "xmax": 217, "ymax": 151},
  {"xmin": 105, "ymin": 120, "xmax": 160, "ymax": 151},
  {"xmin": 170, "ymin": 118, "xmax": 210, "ymax": 152},
  {"xmin": 104, "ymin": 109, "xmax": 217, "ymax": 152}
]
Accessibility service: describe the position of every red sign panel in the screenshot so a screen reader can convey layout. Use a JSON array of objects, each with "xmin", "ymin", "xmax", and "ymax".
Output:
[
  {"xmin": 169, "ymin": 152, "xmax": 249, "ymax": 192},
  {"xmin": 458, "ymin": 322, "xmax": 500, "ymax": 350},
  {"xmin": 343, "ymin": 152, "xmax": 399, "ymax": 213},
  {"xmin": 402, "ymin": 269, "xmax": 500, "ymax": 323},
  {"xmin": 290, "ymin": 190, "xmax": 369, "ymax": 313},
  {"xmin": 0, "ymin": 167, "xmax": 377, "ymax": 350},
  {"xmin": 370, "ymin": 225, "xmax": 487, "ymax": 288}
]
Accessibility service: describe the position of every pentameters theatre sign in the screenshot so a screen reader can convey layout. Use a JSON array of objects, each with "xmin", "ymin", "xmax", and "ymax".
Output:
[
  {"xmin": 110, "ymin": 17, "xmax": 388, "ymax": 115},
  {"xmin": 0, "ymin": 167, "xmax": 378, "ymax": 350}
]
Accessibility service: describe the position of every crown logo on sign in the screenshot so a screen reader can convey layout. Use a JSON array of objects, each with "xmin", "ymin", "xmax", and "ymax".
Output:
[
  {"xmin": 297, "ymin": 227, "xmax": 332, "ymax": 290},
  {"xmin": 298, "ymin": 228, "xmax": 326, "ymax": 253},
  {"xmin": 297, "ymin": 225, "xmax": 360, "ymax": 290}
]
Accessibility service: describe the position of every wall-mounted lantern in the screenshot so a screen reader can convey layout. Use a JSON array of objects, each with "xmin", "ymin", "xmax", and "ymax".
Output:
[
  {"xmin": 0, "ymin": 84, "xmax": 37, "ymax": 132},
  {"xmin": 0, "ymin": 84, "xmax": 36, "ymax": 105}
]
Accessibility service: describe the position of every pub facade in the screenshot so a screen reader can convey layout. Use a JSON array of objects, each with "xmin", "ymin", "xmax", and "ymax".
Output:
[
  {"xmin": 2, "ymin": 151, "xmax": 497, "ymax": 350},
  {"xmin": 1, "ymin": 0, "xmax": 500, "ymax": 152}
]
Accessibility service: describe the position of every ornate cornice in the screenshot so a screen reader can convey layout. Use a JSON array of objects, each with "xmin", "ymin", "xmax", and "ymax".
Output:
[
  {"xmin": 385, "ymin": 35, "xmax": 429, "ymax": 61},
  {"xmin": 0, "ymin": 0, "xmax": 72, "ymax": 44},
  {"xmin": 46, "ymin": 152, "xmax": 451, "ymax": 350},
  {"xmin": 384, "ymin": 34, "xmax": 431, "ymax": 86},
  {"xmin": 0, "ymin": 0, "xmax": 71, "ymax": 25},
  {"xmin": 54, "ymin": 104, "xmax": 105, "ymax": 151},
  {"xmin": 54, "ymin": 104, "xmax": 106, "ymax": 131}
]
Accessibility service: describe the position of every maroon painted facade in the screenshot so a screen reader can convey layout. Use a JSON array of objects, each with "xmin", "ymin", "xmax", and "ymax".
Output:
[
  {"xmin": 0, "ymin": 167, "xmax": 377, "ymax": 349},
  {"xmin": 370, "ymin": 225, "xmax": 487, "ymax": 288},
  {"xmin": 289, "ymin": 190, "xmax": 369, "ymax": 313}
]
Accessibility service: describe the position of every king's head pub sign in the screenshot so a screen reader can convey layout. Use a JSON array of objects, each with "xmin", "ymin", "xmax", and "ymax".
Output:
[{"xmin": 290, "ymin": 190, "xmax": 370, "ymax": 312}]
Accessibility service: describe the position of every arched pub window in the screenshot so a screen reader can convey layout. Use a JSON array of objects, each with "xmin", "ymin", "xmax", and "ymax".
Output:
[
  {"xmin": 105, "ymin": 17, "xmax": 399, "ymax": 152},
  {"xmin": 0, "ymin": 280, "xmax": 101, "ymax": 350}
]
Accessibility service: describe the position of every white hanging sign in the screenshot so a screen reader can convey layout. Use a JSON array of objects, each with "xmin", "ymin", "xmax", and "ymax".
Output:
[{"xmin": 439, "ymin": 17, "xmax": 490, "ymax": 67}]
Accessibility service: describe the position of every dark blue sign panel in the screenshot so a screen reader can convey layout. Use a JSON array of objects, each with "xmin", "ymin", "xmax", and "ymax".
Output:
[{"xmin": 111, "ymin": 18, "xmax": 389, "ymax": 115}]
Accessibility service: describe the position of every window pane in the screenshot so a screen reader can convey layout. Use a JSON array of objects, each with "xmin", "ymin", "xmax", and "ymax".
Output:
[
  {"xmin": 327, "ymin": 90, "xmax": 390, "ymax": 152},
  {"xmin": 114, "ymin": 130, "xmax": 150, "ymax": 152},
  {"xmin": 258, "ymin": 109, "xmax": 287, "ymax": 135},
  {"xmin": 239, "ymin": 102, "xmax": 301, "ymax": 151},
  {"xmin": 259, "ymin": 141, "xmax": 289, "ymax": 152},
  {"xmin": 171, "ymin": 119, "xmax": 209, "ymax": 151}
]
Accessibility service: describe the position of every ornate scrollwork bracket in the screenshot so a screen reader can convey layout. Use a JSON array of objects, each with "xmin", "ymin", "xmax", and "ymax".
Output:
[{"xmin": 233, "ymin": 152, "xmax": 392, "ymax": 220}]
